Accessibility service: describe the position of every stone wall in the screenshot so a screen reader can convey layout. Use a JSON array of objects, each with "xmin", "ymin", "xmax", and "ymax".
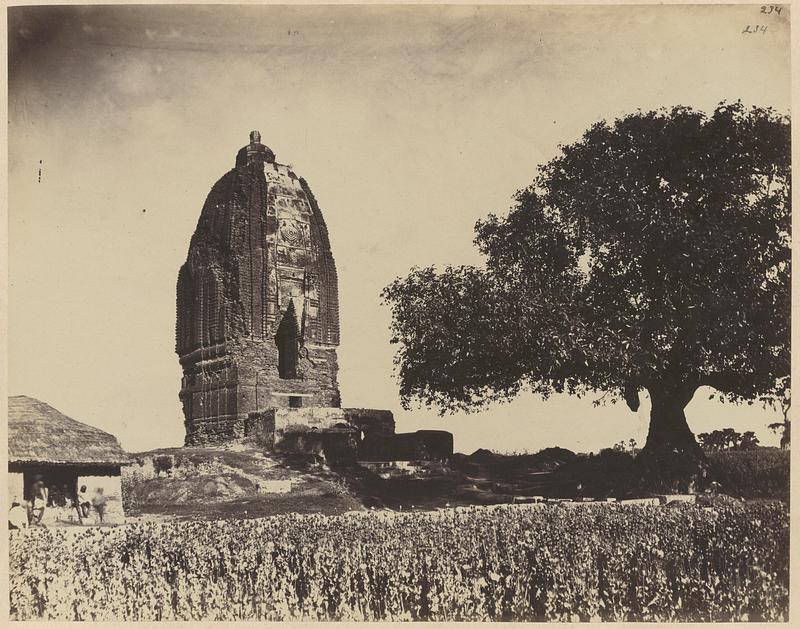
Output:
[
  {"xmin": 234, "ymin": 340, "xmax": 340, "ymax": 410},
  {"xmin": 246, "ymin": 407, "xmax": 359, "ymax": 463},
  {"xmin": 273, "ymin": 407, "xmax": 347, "ymax": 444},
  {"xmin": 279, "ymin": 431, "xmax": 358, "ymax": 463},
  {"xmin": 245, "ymin": 409, "xmax": 276, "ymax": 448},
  {"xmin": 180, "ymin": 340, "xmax": 341, "ymax": 445},
  {"xmin": 343, "ymin": 408, "xmax": 395, "ymax": 438},
  {"xmin": 245, "ymin": 407, "xmax": 404, "ymax": 464},
  {"xmin": 359, "ymin": 430, "xmax": 453, "ymax": 462},
  {"xmin": 245, "ymin": 407, "xmax": 351, "ymax": 447}
]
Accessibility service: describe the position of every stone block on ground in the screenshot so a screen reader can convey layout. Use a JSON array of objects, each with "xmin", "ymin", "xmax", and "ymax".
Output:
[
  {"xmin": 659, "ymin": 494, "xmax": 696, "ymax": 504},
  {"xmin": 618, "ymin": 497, "xmax": 661, "ymax": 506},
  {"xmin": 257, "ymin": 480, "xmax": 293, "ymax": 494},
  {"xmin": 512, "ymin": 496, "xmax": 544, "ymax": 504}
]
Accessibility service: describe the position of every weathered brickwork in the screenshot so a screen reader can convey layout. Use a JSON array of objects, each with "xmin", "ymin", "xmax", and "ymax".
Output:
[
  {"xmin": 244, "ymin": 407, "xmax": 388, "ymax": 451},
  {"xmin": 343, "ymin": 408, "xmax": 396, "ymax": 438},
  {"xmin": 177, "ymin": 132, "xmax": 341, "ymax": 445}
]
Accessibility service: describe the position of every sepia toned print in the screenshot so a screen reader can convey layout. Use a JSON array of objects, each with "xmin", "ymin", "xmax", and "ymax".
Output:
[{"xmin": 7, "ymin": 3, "xmax": 790, "ymax": 622}]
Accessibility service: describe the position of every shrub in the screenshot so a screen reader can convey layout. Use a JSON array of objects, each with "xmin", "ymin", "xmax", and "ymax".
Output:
[
  {"xmin": 153, "ymin": 455, "xmax": 174, "ymax": 477},
  {"xmin": 121, "ymin": 461, "xmax": 157, "ymax": 512},
  {"xmin": 553, "ymin": 449, "xmax": 637, "ymax": 498},
  {"xmin": 707, "ymin": 448, "xmax": 789, "ymax": 501}
]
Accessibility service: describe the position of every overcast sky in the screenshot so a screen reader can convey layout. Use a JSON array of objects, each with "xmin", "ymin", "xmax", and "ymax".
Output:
[{"xmin": 8, "ymin": 4, "xmax": 791, "ymax": 453}]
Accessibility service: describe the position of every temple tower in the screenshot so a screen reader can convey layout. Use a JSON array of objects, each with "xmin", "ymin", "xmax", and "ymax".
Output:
[{"xmin": 176, "ymin": 132, "xmax": 341, "ymax": 444}]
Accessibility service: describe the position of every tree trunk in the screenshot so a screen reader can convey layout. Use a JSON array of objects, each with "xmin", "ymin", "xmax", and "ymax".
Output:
[
  {"xmin": 643, "ymin": 385, "xmax": 704, "ymax": 459},
  {"xmin": 636, "ymin": 382, "xmax": 707, "ymax": 494}
]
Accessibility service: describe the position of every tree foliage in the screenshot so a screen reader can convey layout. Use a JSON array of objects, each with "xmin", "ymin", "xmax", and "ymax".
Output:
[
  {"xmin": 698, "ymin": 428, "xmax": 760, "ymax": 452},
  {"xmin": 383, "ymin": 102, "xmax": 790, "ymax": 462}
]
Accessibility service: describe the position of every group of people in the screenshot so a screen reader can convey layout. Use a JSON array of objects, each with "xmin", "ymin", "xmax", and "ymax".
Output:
[{"xmin": 9, "ymin": 476, "xmax": 100, "ymax": 529}]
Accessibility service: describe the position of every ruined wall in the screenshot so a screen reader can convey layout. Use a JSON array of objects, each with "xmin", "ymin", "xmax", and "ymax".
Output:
[
  {"xmin": 279, "ymin": 432, "xmax": 358, "ymax": 463},
  {"xmin": 245, "ymin": 409, "xmax": 276, "ymax": 448},
  {"xmin": 359, "ymin": 430, "xmax": 454, "ymax": 462},
  {"xmin": 177, "ymin": 133, "xmax": 341, "ymax": 444},
  {"xmin": 246, "ymin": 407, "xmax": 347, "ymax": 446},
  {"xmin": 273, "ymin": 407, "xmax": 347, "ymax": 436},
  {"xmin": 245, "ymin": 407, "xmax": 358, "ymax": 462},
  {"xmin": 343, "ymin": 408, "xmax": 395, "ymax": 437}
]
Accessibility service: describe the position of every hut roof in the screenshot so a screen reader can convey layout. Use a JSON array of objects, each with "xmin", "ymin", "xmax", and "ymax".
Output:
[{"xmin": 8, "ymin": 396, "xmax": 129, "ymax": 465}]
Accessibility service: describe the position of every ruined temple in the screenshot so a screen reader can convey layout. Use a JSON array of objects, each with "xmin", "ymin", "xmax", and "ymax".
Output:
[
  {"xmin": 177, "ymin": 132, "xmax": 341, "ymax": 443},
  {"xmin": 177, "ymin": 132, "xmax": 452, "ymax": 463}
]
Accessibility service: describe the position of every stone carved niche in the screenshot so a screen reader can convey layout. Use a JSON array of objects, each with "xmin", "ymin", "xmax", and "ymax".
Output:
[{"xmin": 275, "ymin": 303, "xmax": 301, "ymax": 380}]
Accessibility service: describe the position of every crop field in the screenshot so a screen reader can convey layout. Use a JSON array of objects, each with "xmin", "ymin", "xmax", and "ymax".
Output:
[{"xmin": 10, "ymin": 502, "xmax": 788, "ymax": 621}]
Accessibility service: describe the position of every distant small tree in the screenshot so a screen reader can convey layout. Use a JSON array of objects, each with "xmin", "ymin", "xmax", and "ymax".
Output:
[
  {"xmin": 769, "ymin": 420, "xmax": 791, "ymax": 449},
  {"xmin": 738, "ymin": 431, "xmax": 760, "ymax": 451},
  {"xmin": 721, "ymin": 428, "xmax": 741, "ymax": 450},
  {"xmin": 698, "ymin": 428, "xmax": 760, "ymax": 451},
  {"xmin": 698, "ymin": 431, "xmax": 724, "ymax": 451},
  {"xmin": 767, "ymin": 376, "xmax": 790, "ymax": 449}
]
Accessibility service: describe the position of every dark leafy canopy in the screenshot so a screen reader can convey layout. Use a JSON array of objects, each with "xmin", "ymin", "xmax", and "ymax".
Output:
[
  {"xmin": 698, "ymin": 428, "xmax": 760, "ymax": 452},
  {"xmin": 382, "ymin": 103, "xmax": 790, "ymax": 422}
]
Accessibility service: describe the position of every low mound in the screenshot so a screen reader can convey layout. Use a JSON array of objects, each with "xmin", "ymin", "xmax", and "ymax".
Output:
[
  {"xmin": 123, "ymin": 442, "xmax": 365, "ymax": 520},
  {"xmin": 134, "ymin": 474, "xmax": 256, "ymax": 505}
]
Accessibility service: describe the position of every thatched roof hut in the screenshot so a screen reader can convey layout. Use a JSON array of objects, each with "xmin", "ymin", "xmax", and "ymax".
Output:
[
  {"xmin": 8, "ymin": 395, "xmax": 129, "ymax": 465},
  {"xmin": 8, "ymin": 396, "xmax": 130, "ymax": 524}
]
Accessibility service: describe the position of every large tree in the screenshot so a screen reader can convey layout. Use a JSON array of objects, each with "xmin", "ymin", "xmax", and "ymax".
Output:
[{"xmin": 382, "ymin": 103, "xmax": 790, "ymax": 481}]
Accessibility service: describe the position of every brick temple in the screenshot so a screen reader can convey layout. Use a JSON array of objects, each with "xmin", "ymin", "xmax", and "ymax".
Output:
[
  {"xmin": 176, "ymin": 131, "xmax": 452, "ymax": 461},
  {"xmin": 176, "ymin": 131, "xmax": 341, "ymax": 443}
]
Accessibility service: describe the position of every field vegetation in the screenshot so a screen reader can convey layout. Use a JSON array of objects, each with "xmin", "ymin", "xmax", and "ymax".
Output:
[{"xmin": 10, "ymin": 502, "xmax": 788, "ymax": 621}]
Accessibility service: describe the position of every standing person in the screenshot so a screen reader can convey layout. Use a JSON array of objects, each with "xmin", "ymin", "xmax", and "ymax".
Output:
[
  {"xmin": 92, "ymin": 488, "xmax": 108, "ymax": 523},
  {"xmin": 61, "ymin": 483, "xmax": 74, "ymax": 509},
  {"xmin": 77, "ymin": 485, "xmax": 92, "ymax": 522},
  {"xmin": 30, "ymin": 478, "xmax": 48, "ymax": 525}
]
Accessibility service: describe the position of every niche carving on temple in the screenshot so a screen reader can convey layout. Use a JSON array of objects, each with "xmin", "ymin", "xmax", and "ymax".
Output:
[{"xmin": 275, "ymin": 306, "xmax": 300, "ymax": 380}]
